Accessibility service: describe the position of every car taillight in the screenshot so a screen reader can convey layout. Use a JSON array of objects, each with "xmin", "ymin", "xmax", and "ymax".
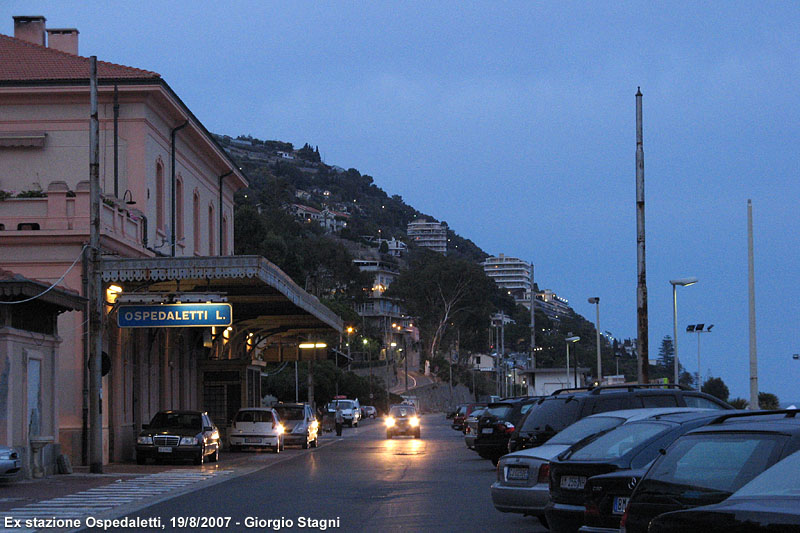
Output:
[
  {"xmin": 503, "ymin": 422, "xmax": 515, "ymax": 434},
  {"xmin": 537, "ymin": 463, "xmax": 550, "ymax": 484},
  {"xmin": 619, "ymin": 504, "xmax": 630, "ymax": 533},
  {"xmin": 465, "ymin": 426, "xmax": 471, "ymax": 434}
]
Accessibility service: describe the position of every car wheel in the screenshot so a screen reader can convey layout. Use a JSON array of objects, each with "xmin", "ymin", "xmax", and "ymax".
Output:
[
  {"xmin": 273, "ymin": 440, "xmax": 280, "ymax": 454},
  {"xmin": 194, "ymin": 448, "xmax": 204, "ymax": 465},
  {"xmin": 414, "ymin": 431, "xmax": 421, "ymax": 439},
  {"xmin": 537, "ymin": 516, "xmax": 548, "ymax": 529},
  {"xmin": 491, "ymin": 455, "xmax": 500, "ymax": 466},
  {"xmin": 354, "ymin": 421, "xmax": 359, "ymax": 428},
  {"xmin": 280, "ymin": 439, "xmax": 285, "ymax": 451},
  {"xmin": 136, "ymin": 454, "xmax": 146, "ymax": 465},
  {"xmin": 311, "ymin": 437, "xmax": 318, "ymax": 448},
  {"xmin": 302, "ymin": 436, "xmax": 310, "ymax": 449},
  {"xmin": 210, "ymin": 447, "xmax": 219, "ymax": 463}
]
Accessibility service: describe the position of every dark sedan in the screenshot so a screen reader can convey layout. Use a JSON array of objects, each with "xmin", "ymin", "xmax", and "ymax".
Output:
[
  {"xmin": 474, "ymin": 397, "xmax": 539, "ymax": 465},
  {"xmin": 135, "ymin": 410, "xmax": 221, "ymax": 465},
  {"xmin": 648, "ymin": 448, "xmax": 800, "ymax": 532}
]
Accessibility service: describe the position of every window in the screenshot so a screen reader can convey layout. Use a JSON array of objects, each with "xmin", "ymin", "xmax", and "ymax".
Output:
[
  {"xmin": 155, "ymin": 160, "xmax": 165, "ymax": 231},
  {"xmin": 176, "ymin": 177, "xmax": 184, "ymax": 242},
  {"xmin": 221, "ymin": 214, "xmax": 229, "ymax": 255},
  {"xmin": 193, "ymin": 192, "xmax": 200, "ymax": 253},
  {"xmin": 640, "ymin": 395, "xmax": 679, "ymax": 408},
  {"xmin": 591, "ymin": 396, "xmax": 631, "ymax": 413},
  {"xmin": 208, "ymin": 204, "xmax": 215, "ymax": 255},
  {"xmin": 684, "ymin": 395, "xmax": 728, "ymax": 409}
]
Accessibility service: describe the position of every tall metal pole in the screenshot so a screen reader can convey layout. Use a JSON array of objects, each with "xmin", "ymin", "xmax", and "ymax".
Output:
[
  {"xmin": 529, "ymin": 264, "xmax": 535, "ymax": 369},
  {"xmin": 88, "ymin": 57, "xmax": 103, "ymax": 473},
  {"xmin": 696, "ymin": 330, "xmax": 702, "ymax": 391},
  {"xmin": 294, "ymin": 361, "xmax": 299, "ymax": 402},
  {"xmin": 672, "ymin": 284, "xmax": 680, "ymax": 385},
  {"xmin": 748, "ymin": 200, "xmax": 759, "ymax": 409},
  {"xmin": 589, "ymin": 298, "xmax": 601, "ymax": 382},
  {"xmin": 565, "ymin": 342, "xmax": 571, "ymax": 388},
  {"xmin": 635, "ymin": 87, "xmax": 650, "ymax": 384}
]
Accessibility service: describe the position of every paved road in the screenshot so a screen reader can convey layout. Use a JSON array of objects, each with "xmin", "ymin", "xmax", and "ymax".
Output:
[{"xmin": 109, "ymin": 415, "xmax": 546, "ymax": 532}]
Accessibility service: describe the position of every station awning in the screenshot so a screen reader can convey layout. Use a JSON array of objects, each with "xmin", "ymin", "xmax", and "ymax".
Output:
[{"xmin": 101, "ymin": 255, "xmax": 343, "ymax": 342}]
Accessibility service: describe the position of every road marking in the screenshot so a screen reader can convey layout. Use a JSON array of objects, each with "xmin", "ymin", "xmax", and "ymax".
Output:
[{"xmin": 2, "ymin": 469, "xmax": 232, "ymax": 528}]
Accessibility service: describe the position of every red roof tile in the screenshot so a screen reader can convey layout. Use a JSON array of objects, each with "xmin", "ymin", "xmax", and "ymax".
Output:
[{"xmin": 0, "ymin": 33, "xmax": 160, "ymax": 82}]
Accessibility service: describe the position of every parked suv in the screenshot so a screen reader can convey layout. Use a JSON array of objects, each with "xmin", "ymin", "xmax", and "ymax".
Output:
[
  {"xmin": 474, "ymin": 397, "xmax": 540, "ymax": 465},
  {"xmin": 622, "ymin": 409, "xmax": 800, "ymax": 533},
  {"xmin": 507, "ymin": 384, "xmax": 732, "ymax": 452}
]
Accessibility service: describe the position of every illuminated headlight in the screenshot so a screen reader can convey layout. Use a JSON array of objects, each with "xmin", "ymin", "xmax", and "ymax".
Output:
[
  {"xmin": 179, "ymin": 437, "xmax": 198, "ymax": 446},
  {"xmin": 409, "ymin": 416, "xmax": 420, "ymax": 427},
  {"xmin": 276, "ymin": 424, "xmax": 285, "ymax": 435},
  {"xmin": 137, "ymin": 436, "xmax": 153, "ymax": 445},
  {"xmin": 385, "ymin": 417, "xmax": 395, "ymax": 427}
]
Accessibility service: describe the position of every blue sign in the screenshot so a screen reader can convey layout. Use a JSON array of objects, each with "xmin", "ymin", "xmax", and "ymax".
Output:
[{"xmin": 118, "ymin": 303, "xmax": 232, "ymax": 328}]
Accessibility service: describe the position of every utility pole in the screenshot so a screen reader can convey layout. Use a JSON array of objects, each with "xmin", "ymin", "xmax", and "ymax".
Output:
[
  {"xmin": 635, "ymin": 87, "xmax": 650, "ymax": 385},
  {"xmin": 88, "ymin": 57, "xmax": 103, "ymax": 473},
  {"xmin": 747, "ymin": 200, "xmax": 759, "ymax": 409}
]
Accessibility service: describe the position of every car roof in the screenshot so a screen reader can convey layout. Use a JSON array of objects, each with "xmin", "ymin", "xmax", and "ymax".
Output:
[
  {"xmin": 683, "ymin": 409, "xmax": 800, "ymax": 435},
  {"xmin": 488, "ymin": 396, "xmax": 542, "ymax": 407},
  {"xmin": 620, "ymin": 410, "xmax": 729, "ymax": 425},
  {"xmin": 236, "ymin": 407, "xmax": 276, "ymax": 412},
  {"xmin": 276, "ymin": 403, "xmax": 306, "ymax": 408},
  {"xmin": 156, "ymin": 410, "xmax": 206, "ymax": 415}
]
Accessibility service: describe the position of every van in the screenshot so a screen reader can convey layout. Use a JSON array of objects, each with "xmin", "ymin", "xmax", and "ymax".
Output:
[{"xmin": 326, "ymin": 397, "xmax": 361, "ymax": 427}]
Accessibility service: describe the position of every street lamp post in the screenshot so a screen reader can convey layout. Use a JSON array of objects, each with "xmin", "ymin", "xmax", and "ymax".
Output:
[
  {"xmin": 670, "ymin": 278, "xmax": 698, "ymax": 385},
  {"xmin": 588, "ymin": 297, "xmax": 601, "ymax": 383},
  {"xmin": 566, "ymin": 336, "xmax": 580, "ymax": 388}
]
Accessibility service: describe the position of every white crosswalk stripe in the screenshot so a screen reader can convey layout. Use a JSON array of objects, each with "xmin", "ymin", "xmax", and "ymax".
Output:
[{"xmin": 1, "ymin": 469, "xmax": 232, "ymax": 530}]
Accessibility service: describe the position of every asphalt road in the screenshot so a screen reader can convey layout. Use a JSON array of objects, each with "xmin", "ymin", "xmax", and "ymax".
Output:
[{"xmin": 114, "ymin": 415, "xmax": 546, "ymax": 533}]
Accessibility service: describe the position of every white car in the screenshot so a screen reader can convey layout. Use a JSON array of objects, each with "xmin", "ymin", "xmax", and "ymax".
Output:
[
  {"xmin": 229, "ymin": 408, "xmax": 284, "ymax": 453},
  {"xmin": 327, "ymin": 399, "xmax": 361, "ymax": 427}
]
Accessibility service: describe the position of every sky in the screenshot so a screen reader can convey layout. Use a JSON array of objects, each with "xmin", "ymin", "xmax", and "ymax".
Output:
[{"xmin": 4, "ymin": 2, "xmax": 799, "ymax": 402}]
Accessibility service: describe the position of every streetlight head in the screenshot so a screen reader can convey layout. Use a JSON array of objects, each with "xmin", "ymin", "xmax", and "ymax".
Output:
[
  {"xmin": 588, "ymin": 297, "xmax": 600, "ymax": 304},
  {"xmin": 686, "ymin": 325, "xmax": 695, "ymax": 332},
  {"xmin": 670, "ymin": 277, "xmax": 698, "ymax": 287},
  {"xmin": 707, "ymin": 324, "xmax": 714, "ymax": 331},
  {"xmin": 566, "ymin": 336, "xmax": 580, "ymax": 343}
]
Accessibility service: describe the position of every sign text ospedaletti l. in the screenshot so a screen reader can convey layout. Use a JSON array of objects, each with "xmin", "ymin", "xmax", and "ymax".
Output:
[{"xmin": 118, "ymin": 303, "xmax": 232, "ymax": 328}]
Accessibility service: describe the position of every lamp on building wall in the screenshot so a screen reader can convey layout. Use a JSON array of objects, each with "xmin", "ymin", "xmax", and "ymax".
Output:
[{"xmin": 122, "ymin": 189, "xmax": 136, "ymax": 205}]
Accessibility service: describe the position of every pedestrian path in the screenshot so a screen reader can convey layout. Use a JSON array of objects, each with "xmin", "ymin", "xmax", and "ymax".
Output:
[{"xmin": 1, "ymin": 469, "xmax": 232, "ymax": 532}]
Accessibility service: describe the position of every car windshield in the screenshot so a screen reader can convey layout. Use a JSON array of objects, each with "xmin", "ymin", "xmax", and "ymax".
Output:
[
  {"xmin": 645, "ymin": 433, "xmax": 787, "ymax": 498},
  {"xmin": 234, "ymin": 410, "xmax": 274, "ymax": 423},
  {"xmin": 485, "ymin": 405, "xmax": 512, "ymax": 419},
  {"xmin": 548, "ymin": 415, "xmax": 625, "ymax": 445},
  {"xmin": 274, "ymin": 406, "xmax": 304, "ymax": 420},
  {"xmin": 332, "ymin": 400, "xmax": 354, "ymax": 410},
  {"xmin": 567, "ymin": 421, "xmax": 668, "ymax": 460},
  {"xmin": 732, "ymin": 449, "xmax": 800, "ymax": 498},
  {"xmin": 149, "ymin": 412, "xmax": 201, "ymax": 430},
  {"xmin": 390, "ymin": 406, "xmax": 416, "ymax": 418},
  {"xmin": 520, "ymin": 398, "xmax": 581, "ymax": 433}
]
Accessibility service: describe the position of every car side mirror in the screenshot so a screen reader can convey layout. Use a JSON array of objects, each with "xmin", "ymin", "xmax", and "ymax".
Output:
[{"xmin": 203, "ymin": 426, "xmax": 213, "ymax": 432}]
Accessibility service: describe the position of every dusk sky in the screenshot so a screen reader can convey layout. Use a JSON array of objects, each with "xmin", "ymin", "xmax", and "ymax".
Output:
[{"xmin": 5, "ymin": 2, "xmax": 799, "ymax": 402}]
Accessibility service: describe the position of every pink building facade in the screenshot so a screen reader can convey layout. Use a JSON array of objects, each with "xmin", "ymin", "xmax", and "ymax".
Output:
[{"xmin": 0, "ymin": 16, "xmax": 340, "ymax": 473}]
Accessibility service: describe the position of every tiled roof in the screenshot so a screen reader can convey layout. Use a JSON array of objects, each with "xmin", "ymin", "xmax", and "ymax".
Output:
[{"xmin": 0, "ymin": 33, "xmax": 160, "ymax": 82}]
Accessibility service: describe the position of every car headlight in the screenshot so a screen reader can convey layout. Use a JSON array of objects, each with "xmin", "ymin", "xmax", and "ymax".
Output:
[
  {"xmin": 179, "ymin": 437, "xmax": 198, "ymax": 446},
  {"xmin": 0, "ymin": 452, "xmax": 11, "ymax": 460},
  {"xmin": 137, "ymin": 436, "xmax": 153, "ymax": 445},
  {"xmin": 276, "ymin": 424, "xmax": 285, "ymax": 435},
  {"xmin": 385, "ymin": 417, "xmax": 395, "ymax": 427},
  {"xmin": 410, "ymin": 416, "xmax": 420, "ymax": 427}
]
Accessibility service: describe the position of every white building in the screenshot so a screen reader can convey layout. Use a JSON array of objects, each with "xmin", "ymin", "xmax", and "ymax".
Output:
[
  {"xmin": 519, "ymin": 367, "xmax": 591, "ymax": 396},
  {"xmin": 407, "ymin": 219, "xmax": 447, "ymax": 254},
  {"xmin": 483, "ymin": 254, "xmax": 531, "ymax": 304}
]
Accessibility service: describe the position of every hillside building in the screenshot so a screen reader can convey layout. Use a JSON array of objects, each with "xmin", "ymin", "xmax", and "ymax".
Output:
[
  {"xmin": 482, "ymin": 254, "xmax": 531, "ymax": 304},
  {"xmin": 407, "ymin": 219, "xmax": 447, "ymax": 254}
]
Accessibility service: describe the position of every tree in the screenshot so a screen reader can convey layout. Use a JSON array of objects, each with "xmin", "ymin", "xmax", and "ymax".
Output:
[
  {"xmin": 759, "ymin": 391, "xmax": 780, "ymax": 410},
  {"xmin": 657, "ymin": 336, "xmax": 675, "ymax": 368},
  {"xmin": 728, "ymin": 397, "xmax": 749, "ymax": 409},
  {"xmin": 701, "ymin": 377, "xmax": 730, "ymax": 402},
  {"xmin": 378, "ymin": 240, "xmax": 389, "ymax": 254}
]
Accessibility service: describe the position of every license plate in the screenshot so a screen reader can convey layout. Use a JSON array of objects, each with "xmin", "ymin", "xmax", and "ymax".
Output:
[
  {"xmin": 157, "ymin": 447, "xmax": 172, "ymax": 453},
  {"xmin": 245, "ymin": 438, "xmax": 261, "ymax": 443},
  {"xmin": 506, "ymin": 466, "xmax": 529, "ymax": 481},
  {"xmin": 559, "ymin": 475, "xmax": 587, "ymax": 490},
  {"xmin": 481, "ymin": 427, "xmax": 494, "ymax": 434},
  {"xmin": 613, "ymin": 496, "xmax": 629, "ymax": 514}
]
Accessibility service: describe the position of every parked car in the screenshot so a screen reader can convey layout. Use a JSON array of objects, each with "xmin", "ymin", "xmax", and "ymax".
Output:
[
  {"xmin": 474, "ymin": 397, "xmax": 540, "ymax": 465},
  {"xmin": 452, "ymin": 403, "xmax": 484, "ymax": 431},
  {"xmin": 0, "ymin": 445, "xmax": 20, "ymax": 480},
  {"xmin": 446, "ymin": 404, "xmax": 464, "ymax": 420},
  {"xmin": 363, "ymin": 406, "xmax": 378, "ymax": 419},
  {"xmin": 621, "ymin": 409, "xmax": 800, "ymax": 533},
  {"xmin": 648, "ymin": 448, "xmax": 800, "ymax": 532},
  {"xmin": 491, "ymin": 408, "xmax": 713, "ymax": 527},
  {"xmin": 386, "ymin": 404, "xmax": 421, "ymax": 439},
  {"xmin": 464, "ymin": 406, "xmax": 488, "ymax": 450},
  {"xmin": 228, "ymin": 407, "xmax": 284, "ymax": 453},
  {"xmin": 545, "ymin": 410, "xmax": 730, "ymax": 533},
  {"xmin": 136, "ymin": 410, "xmax": 220, "ymax": 465},
  {"xmin": 273, "ymin": 403, "xmax": 318, "ymax": 449},
  {"xmin": 507, "ymin": 384, "xmax": 732, "ymax": 453},
  {"xmin": 326, "ymin": 398, "xmax": 361, "ymax": 427}
]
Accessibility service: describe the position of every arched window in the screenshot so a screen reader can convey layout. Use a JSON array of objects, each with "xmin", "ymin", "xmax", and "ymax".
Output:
[
  {"xmin": 176, "ymin": 176, "xmax": 184, "ymax": 244},
  {"xmin": 155, "ymin": 160, "xmax": 165, "ymax": 231},
  {"xmin": 193, "ymin": 192, "xmax": 200, "ymax": 253},
  {"xmin": 221, "ymin": 213, "xmax": 229, "ymax": 255},
  {"xmin": 208, "ymin": 204, "xmax": 215, "ymax": 256}
]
